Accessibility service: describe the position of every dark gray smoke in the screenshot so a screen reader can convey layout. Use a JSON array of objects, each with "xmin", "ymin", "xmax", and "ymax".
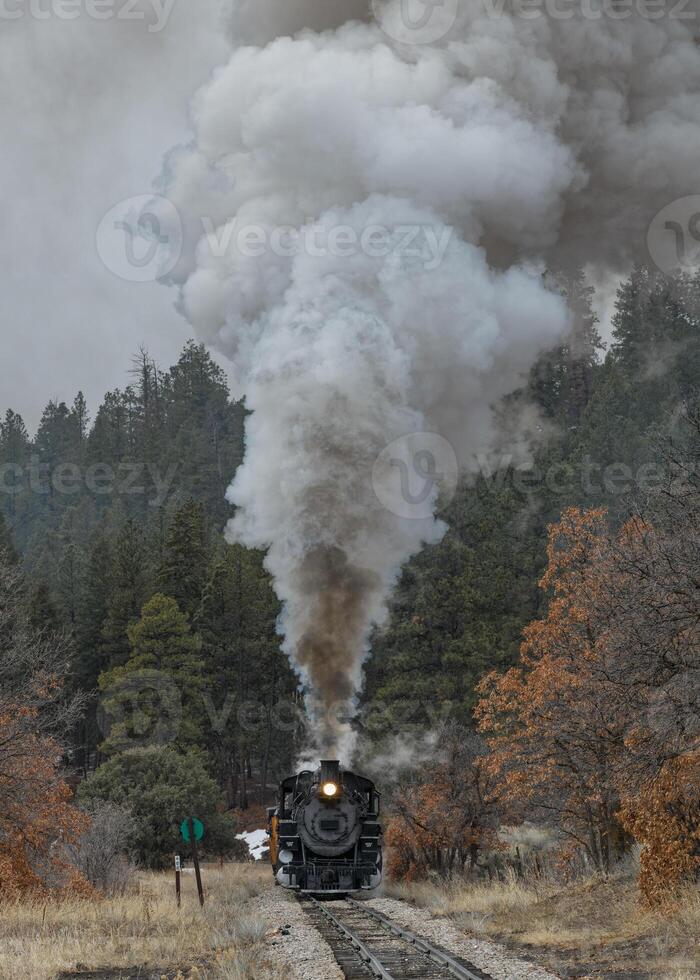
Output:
[{"xmin": 163, "ymin": 0, "xmax": 700, "ymax": 759}]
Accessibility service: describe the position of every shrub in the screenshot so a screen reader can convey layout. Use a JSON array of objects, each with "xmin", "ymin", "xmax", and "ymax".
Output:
[
  {"xmin": 78, "ymin": 746, "xmax": 240, "ymax": 869},
  {"xmin": 70, "ymin": 801, "xmax": 136, "ymax": 893}
]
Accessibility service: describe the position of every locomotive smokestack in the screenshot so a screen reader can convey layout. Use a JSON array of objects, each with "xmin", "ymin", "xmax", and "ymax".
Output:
[
  {"xmin": 320, "ymin": 760, "xmax": 340, "ymax": 785},
  {"xmin": 320, "ymin": 759, "xmax": 341, "ymax": 798}
]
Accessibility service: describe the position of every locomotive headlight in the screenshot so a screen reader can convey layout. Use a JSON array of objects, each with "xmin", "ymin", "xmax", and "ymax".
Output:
[
  {"xmin": 278, "ymin": 849, "xmax": 294, "ymax": 864},
  {"xmin": 321, "ymin": 781, "xmax": 338, "ymax": 797}
]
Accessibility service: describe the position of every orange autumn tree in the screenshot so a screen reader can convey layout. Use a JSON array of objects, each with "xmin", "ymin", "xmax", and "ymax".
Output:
[
  {"xmin": 0, "ymin": 696, "xmax": 90, "ymax": 898},
  {"xmin": 621, "ymin": 752, "xmax": 700, "ymax": 906},
  {"xmin": 477, "ymin": 492, "xmax": 700, "ymax": 902},
  {"xmin": 603, "ymin": 448, "xmax": 700, "ymax": 902},
  {"xmin": 386, "ymin": 726, "xmax": 500, "ymax": 880},
  {"xmin": 476, "ymin": 509, "xmax": 630, "ymax": 872},
  {"xmin": 0, "ymin": 554, "xmax": 90, "ymax": 898}
]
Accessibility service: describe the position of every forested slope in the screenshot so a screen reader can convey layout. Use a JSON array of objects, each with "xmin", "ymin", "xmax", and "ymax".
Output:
[
  {"xmin": 1, "ymin": 266, "xmax": 699, "ymax": 815},
  {"xmin": 0, "ymin": 341, "xmax": 299, "ymax": 806},
  {"xmin": 361, "ymin": 266, "xmax": 700, "ymax": 743}
]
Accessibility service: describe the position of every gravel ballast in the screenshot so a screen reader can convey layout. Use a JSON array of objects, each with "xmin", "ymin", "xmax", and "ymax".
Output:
[
  {"xmin": 250, "ymin": 887, "xmax": 343, "ymax": 980},
  {"xmin": 366, "ymin": 897, "xmax": 560, "ymax": 980},
  {"xmin": 253, "ymin": 886, "xmax": 560, "ymax": 980}
]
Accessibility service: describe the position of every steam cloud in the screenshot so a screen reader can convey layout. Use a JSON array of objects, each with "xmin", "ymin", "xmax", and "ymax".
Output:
[{"xmin": 163, "ymin": 1, "xmax": 700, "ymax": 760}]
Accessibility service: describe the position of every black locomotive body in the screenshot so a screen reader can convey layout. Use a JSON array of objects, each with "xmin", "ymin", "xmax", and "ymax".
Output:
[{"xmin": 267, "ymin": 760, "xmax": 382, "ymax": 893}]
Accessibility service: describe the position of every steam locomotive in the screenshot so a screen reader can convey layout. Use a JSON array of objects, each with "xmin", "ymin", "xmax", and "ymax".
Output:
[{"xmin": 267, "ymin": 760, "xmax": 382, "ymax": 893}]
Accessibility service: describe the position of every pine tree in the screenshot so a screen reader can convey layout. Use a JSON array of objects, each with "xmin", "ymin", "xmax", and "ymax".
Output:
[
  {"xmin": 572, "ymin": 266, "xmax": 700, "ymax": 516},
  {"xmin": 71, "ymin": 392, "xmax": 90, "ymax": 446},
  {"xmin": 99, "ymin": 593, "xmax": 207, "ymax": 755},
  {"xmin": 26, "ymin": 580, "xmax": 61, "ymax": 632},
  {"xmin": 125, "ymin": 349, "xmax": 164, "ymax": 512},
  {"xmin": 362, "ymin": 476, "xmax": 544, "ymax": 743},
  {"xmin": 531, "ymin": 268, "xmax": 603, "ymax": 428},
  {"xmin": 165, "ymin": 341, "xmax": 230, "ymax": 431},
  {"xmin": 35, "ymin": 400, "xmax": 82, "ymax": 466},
  {"xmin": 161, "ymin": 342, "xmax": 246, "ymax": 521},
  {"xmin": 197, "ymin": 543, "xmax": 298, "ymax": 807},
  {"xmin": 87, "ymin": 390, "xmax": 130, "ymax": 466},
  {"xmin": 0, "ymin": 409, "xmax": 30, "ymax": 461},
  {"xmin": 101, "ymin": 519, "xmax": 150, "ymax": 669},
  {"xmin": 74, "ymin": 527, "xmax": 113, "ymax": 688},
  {"xmin": 0, "ymin": 409, "xmax": 31, "ymax": 541},
  {"xmin": 158, "ymin": 498, "xmax": 209, "ymax": 619},
  {"xmin": 0, "ymin": 512, "xmax": 18, "ymax": 565}
]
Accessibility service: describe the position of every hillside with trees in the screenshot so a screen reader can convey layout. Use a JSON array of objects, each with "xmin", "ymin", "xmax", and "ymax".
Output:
[
  {"xmin": 1, "ymin": 266, "xmax": 699, "ymax": 914},
  {"xmin": 0, "ymin": 341, "xmax": 301, "ymax": 820}
]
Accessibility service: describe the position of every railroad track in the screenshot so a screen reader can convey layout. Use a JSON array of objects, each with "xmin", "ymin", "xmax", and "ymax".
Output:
[{"xmin": 301, "ymin": 895, "xmax": 494, "ymax": 980}]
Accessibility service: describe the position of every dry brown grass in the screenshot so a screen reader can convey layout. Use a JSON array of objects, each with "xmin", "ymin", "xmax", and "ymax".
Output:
[
  {"xmin": 0, "ymin": 863, "xmax": 273, "ymax": 980},
  {"xmin": 382, "ymin": 871, "xmax": 700, "ymax": 978}
]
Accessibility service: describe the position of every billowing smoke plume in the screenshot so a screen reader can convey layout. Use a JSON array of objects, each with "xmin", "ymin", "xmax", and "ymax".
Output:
[{"xmin": 163, "ymin": 1, "xmax": 700, "ymax": 759}]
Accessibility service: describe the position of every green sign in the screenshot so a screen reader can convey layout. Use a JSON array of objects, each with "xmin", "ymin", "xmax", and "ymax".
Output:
[{"xmin": 180, "ymin": 817, "xmax": 204, "ymax": 843}]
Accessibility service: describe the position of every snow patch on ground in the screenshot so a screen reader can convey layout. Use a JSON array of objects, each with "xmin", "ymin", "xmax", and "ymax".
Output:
[{"xmin": 237, "ymin": 828, "xmax": 269, "ymax": 861}]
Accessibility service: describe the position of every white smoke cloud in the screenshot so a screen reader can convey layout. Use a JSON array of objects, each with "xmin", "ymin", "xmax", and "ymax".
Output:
[{"xmin": 162, "ymin": 1, "xmax": 700, "ymax": 759}]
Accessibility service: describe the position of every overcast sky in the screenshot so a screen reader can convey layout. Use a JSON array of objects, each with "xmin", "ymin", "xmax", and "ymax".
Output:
[
  {"xmin": 1, "ymin": 1, "xmax": 234, "ymax": 433},
  {"xmin": 3, "ymin": 0, "xmax": 624, "ymax": 435}
]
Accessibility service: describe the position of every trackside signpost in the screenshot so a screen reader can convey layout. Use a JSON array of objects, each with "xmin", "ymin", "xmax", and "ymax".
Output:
[
  {"xmin": 179, "ymin": 817, "xmax": 205, "ymax": 906},
  {"xmin": 174, "ymin": 854, "xmax": 181, "ymax": 907},
  {"xmin": 180, "ymin": 817, "xmax": 204, "ymax": 843}
]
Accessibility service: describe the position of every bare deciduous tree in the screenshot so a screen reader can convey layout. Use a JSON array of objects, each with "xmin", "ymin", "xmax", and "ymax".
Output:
[
  {"xmin": 68, "ymin": 801, "xmax": 136, "ymax": 894},
  {"xmin": 0, "ymin": 555, "xmax": 88, "ymax": 894}
]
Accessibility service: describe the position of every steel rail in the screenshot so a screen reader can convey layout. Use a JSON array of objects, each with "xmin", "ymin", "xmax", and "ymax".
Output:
[
  {"xmin": 344, "ymin": 898, "xmax": 490, "ymax": 980},
  {"xmin": 305, "ymin": 895, "xmax": 492, "ymax": 980},
  {"xmin": 306, "ymin": 896, "xmax": 394, "ymax": 979}
]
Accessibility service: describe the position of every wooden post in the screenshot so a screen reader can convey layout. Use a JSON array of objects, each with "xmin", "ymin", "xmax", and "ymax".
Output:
[
  {"xmin": 189, "ymin": 817, "xmax": 205, "ymax": 907},
  {"xmin": 175, "ymin": 854, "xmax": 181, "ymax": 908}
]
